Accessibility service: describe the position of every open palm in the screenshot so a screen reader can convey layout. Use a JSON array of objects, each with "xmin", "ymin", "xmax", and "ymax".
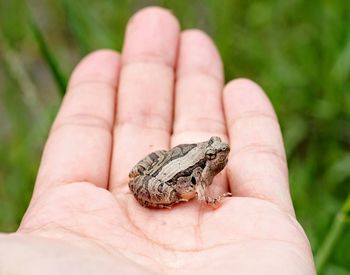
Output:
[{"xmin": 16, "ymin": 7, "xmax": 315, "ymax": 275}]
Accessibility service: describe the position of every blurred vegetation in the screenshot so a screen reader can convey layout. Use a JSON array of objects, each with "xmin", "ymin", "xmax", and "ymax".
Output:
[{"xmin": 0, "ymin": 0, "xmax": 349, "ymax": 274}]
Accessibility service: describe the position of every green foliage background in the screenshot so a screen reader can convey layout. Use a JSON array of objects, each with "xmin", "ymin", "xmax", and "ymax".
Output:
[{"xmin": 0, "ymin": 0, "xmax": 349, "ymax": 274}]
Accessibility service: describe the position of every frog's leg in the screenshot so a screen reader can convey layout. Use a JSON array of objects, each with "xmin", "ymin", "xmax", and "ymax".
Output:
[
  {"xmin": 156, "ymin": 198, "xmax": 189, "ymax": 209},
  {"xmin": 129, "ymin": 175, "xmax": 185, "ymax": 209},
  {"xmin": 195, "ymin": 183, "xmax": 232, "ymax": 207},
  {"xmin": 129, "ymin": 150, "xmax": 167, "ymax": 178}
]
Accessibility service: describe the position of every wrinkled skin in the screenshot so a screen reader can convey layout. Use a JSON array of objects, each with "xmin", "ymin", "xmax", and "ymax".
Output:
[{"xmin": 0, "ymin": 7, "xmax": 315, "ymax": 275}]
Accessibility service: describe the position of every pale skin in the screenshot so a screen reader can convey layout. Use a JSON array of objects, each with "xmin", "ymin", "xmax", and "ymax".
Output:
[{"xmin": 0, "ymin": 7, "xmax": 316, "ymax": 275}]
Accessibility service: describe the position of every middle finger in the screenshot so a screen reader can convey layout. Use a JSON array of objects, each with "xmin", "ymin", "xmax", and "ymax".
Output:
[{"xmin": 110, "ymin": 7, "xmax": 180, "ymax": 194}]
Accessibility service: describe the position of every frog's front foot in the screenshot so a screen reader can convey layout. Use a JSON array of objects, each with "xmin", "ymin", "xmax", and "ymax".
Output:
[
  {"xmin": 204, "ymin": 192, "xmax": 232, "ymax": 208},
  {"xmin": 160, "ymin": 198, "xmax": 189, "ymax": 209}
]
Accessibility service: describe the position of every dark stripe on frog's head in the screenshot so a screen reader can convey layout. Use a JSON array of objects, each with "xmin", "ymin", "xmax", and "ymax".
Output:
[
  {"xmin": 167, "ymin": 157, "xmax": 207, "ymax": 186},
  {"xmin": 179, "ymin": 143, "xmax": 197, "ymax": 155}
]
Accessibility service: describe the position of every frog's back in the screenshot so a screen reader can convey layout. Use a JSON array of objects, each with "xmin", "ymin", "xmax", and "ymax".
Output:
[{"xmin": 151, "ymin": 143, "xmax": 207, "ymax": 183}]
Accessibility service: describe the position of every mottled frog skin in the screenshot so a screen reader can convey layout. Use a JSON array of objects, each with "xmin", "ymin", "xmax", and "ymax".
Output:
[{"xmin": 128, "ymin": 137, "xmax": 231, "ymax": 209}]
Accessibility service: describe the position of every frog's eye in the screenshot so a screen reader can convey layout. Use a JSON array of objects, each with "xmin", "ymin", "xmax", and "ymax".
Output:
[{"xmin": 205, "ymin": 149, "xmax": 217, "ymax": 160}]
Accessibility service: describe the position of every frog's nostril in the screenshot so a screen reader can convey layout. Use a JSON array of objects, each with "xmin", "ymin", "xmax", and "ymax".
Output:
[{"xmin": 222, "ymin": 145, "xmax": 229, "ymax": 152}]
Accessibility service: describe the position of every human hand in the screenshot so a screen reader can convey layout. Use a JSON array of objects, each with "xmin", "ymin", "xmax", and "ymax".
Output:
[{"xmin": 1, "ymin": 7, "xmax": 315, "ymax": 275}]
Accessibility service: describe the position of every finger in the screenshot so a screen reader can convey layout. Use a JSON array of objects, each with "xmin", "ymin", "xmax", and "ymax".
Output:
[
  {"xmin": 33, "ymin": 50, "xmax": 120, "ymax": 198},
  {"xmin": 110, "ymin": 7, "xmax": 180, "ymax": 194},
  {"xmin": 172, "ymin": 30, "xmax": 226, "ymax": 145},
  {"xmin": 172, "ymin": 30, "xmax": 228, "ymax": 195},
  {"xmin": 223, "ymin": 79, "xmax": 294, "ymax": 215}
]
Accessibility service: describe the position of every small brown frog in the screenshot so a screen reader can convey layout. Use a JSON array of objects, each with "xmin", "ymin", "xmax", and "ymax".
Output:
[{"xmin": 128, "ymin": 136, "xmax": 231, "ymax": 209}]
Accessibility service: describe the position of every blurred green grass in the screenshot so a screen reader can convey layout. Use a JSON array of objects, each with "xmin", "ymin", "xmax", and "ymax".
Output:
[{"xmin": 0, "ymin": 0, "xmax": 349, "ymax": 274}]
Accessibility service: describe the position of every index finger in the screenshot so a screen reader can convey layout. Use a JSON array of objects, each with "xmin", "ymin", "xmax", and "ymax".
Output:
[{"xmin": 33, "ymin": 50, "xmax": 120, "ymax": 199}]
